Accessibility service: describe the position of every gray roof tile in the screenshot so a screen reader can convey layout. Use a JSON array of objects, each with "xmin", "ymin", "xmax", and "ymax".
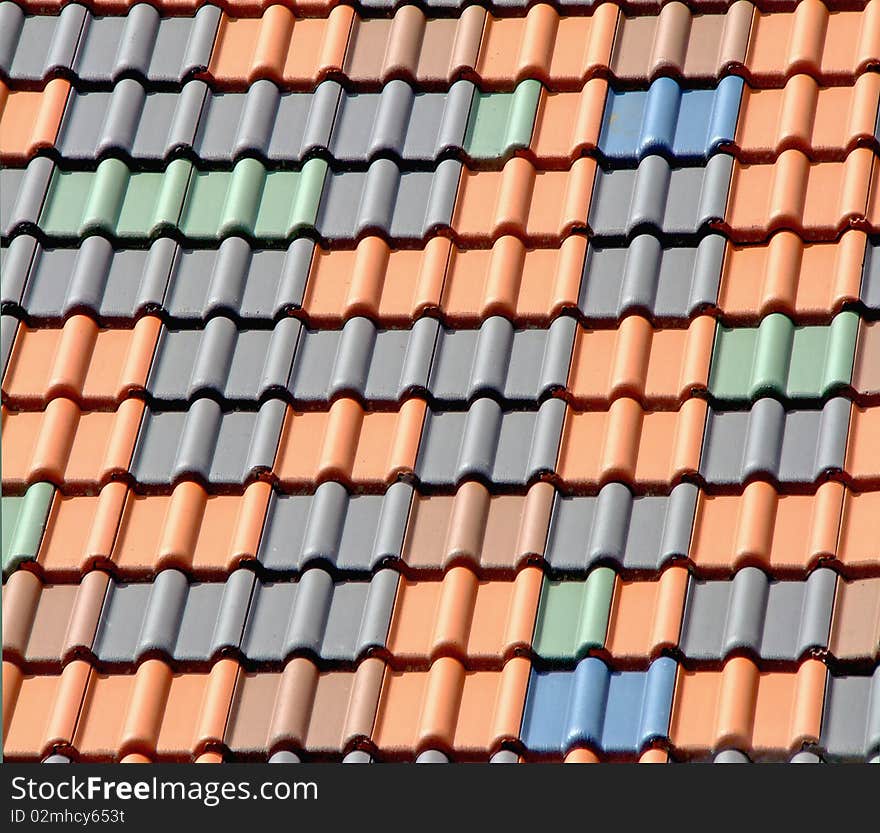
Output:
[
  {"xmin": 129, "ymin": 398, "xmax": 285, "ymax": 487},
  {"xmin": 1, "ymin": 313, "xmax": 18, "ymax": 380},
  {"xmin": 861, "ymin": 239, "xmax": 880, "ymax": 312},
  {"xmin": 240, "ymin": 567, "xmax": 398, "ymax": 663},
  {"xmin": 55, "ymin": 79, "xmax": 206, "ymax": 161},
  {"xmin": 1, "ymin": 158, "xmax": 53, "ymax": 238},
  {"xmin": 679, "ymin": 568, "xmax": 836, "ymax": 662},
  {"xmin": 329, "ymin": 80, "xmax": 472, "ymax": 163},
  {"xmin": 699, "ymin": 398, "xmax": 851, "ymax": 486},
  {"xmin": 90, "ymin": 567, "xmax": 397, "ymax": 664},
  {"xmin": 93, "ymin": 568, "xmax": 255, "ymax": 664},
  {"xmin": 316, "ymin": 159, "xmax": 460, "ymax": 242},
  {"xmin": 588, "ymin": 155, "xmax": 733, "ymax": 238},
  {"xmin": 258, "ymin": 481, "xmax": 413, "ymax": 573},
  {"xmin": 0, "ymin": 4, "xmax": 219, "ymax": 84},
  {"xmin": 544, "ymin": 482, "xmax": 697, "ymax": 572},
  {"xmin": 415, "ymin": 398, "xmax": 566, "ymax": 487},
  {"xmin": 0, "ymin": 2, "xmax": 84, "ymax": 83},
  {"xmin": 579, "ymin": 234, "xmax": 725, "ymax": 322},
  {"xmin": 428, "ymin": 316, "xmax": 575, "ymax": 404},
  {"xmin": 288, "ymin": 317, "xmax": 436, "ymax": 404},
  {"xmin": 194, "ymin": 79, "xmax": 338, "ymax": 163},
  {"xmin": 148, "ymin": 317, "xmax": 303, "ymax": 404},
  {"xmin": 2, "ymin": 236, "xmax": 312, "ymax": 324},
  {"xmin": 821, "ymin": 669, "xmax": 880, "ymax": 762}
]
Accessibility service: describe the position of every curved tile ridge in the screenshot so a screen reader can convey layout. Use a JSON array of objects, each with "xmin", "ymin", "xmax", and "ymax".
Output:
[{"xmin": 520, "ymin": 656, "xmax": 677, "ymax": 757}]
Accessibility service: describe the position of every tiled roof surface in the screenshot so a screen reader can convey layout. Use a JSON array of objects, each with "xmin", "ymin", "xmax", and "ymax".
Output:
[{"xmin": 2, "ymin": 0, "xmax": 880, "ymax": 765}]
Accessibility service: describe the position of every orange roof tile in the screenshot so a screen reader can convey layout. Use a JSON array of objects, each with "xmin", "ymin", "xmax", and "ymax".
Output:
[
  {"xmin": 2, "ymin": 315, "xmax": 159, "ymax": 409},
  {"xmin": 689, "ymin": 481, "xmax": 844, "ymax": 576},
  {"xmin": 745, "ymin": 0, "xmax": 880, "ymax": 84},
  {"xmin": 528, "ymin": 80, "xmax": 607, "ymax": 167},
  {"xmin": 475, "ymin": 3, "xmax": 619, "ymax": 89},
  {"xmin": 567, "ymin": 315, "xmax": 715, "ymax": 407},
  {"xmin": 273, "ymin": 398, "xmax": 425, "ymax": 489},
  {"xmin": 208, "ymin": 5, "xmax": 352, "ymax": 89},
  {"xmin": 372, "ymin": 656, "xmax": 529, "ymax": 758},
  {"xmin": 0, "ymin": 79, "xmax": 68, "ymax": 164},
  {"xmin": 1, "ymin": 399, "xmax": 143, "ymax": 490},
  {"xmin": 451, "ymin": 157, "xmax": 596, "ymax": 244},
  {"xmin": 669, "ymin": 657, "xmax": 826, "ymax": 758},
  {"xmin": 386, "ymin": 565, "xmax": 542, "ymax": 665},
  {"xmin": 605, "ymin": 566, "xmax": 689, "ymax": 663},
  {"xmin": 734, "ymin": 73, "xmax": 880, "ymax": 162},
  {"xmin": 845, "ymin": 405, "xmax": 880, "ymax": 487},
  {"xmin": 717, "ymin": 230, "xmax": 866, "ymax": 321},
  {"xmin": 557, "ymin": 397, "xmax": 707, "ymax": 490},
  {"xmin": 724, "ymin": 148, "xmax": 875, "ymax": 241}
]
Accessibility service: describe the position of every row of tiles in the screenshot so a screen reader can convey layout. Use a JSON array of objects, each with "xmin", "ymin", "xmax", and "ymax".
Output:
[
  {"xmin": 3, "ymin": 395, "xmax": 879, "ymax": 491},
  {"xmin": 7, "ymin": 2, "xmax": 871, "ymax": 17},
  {"xmin": 4, "ymin": 73, "xmax": 880, "ymax": 166},
  {"xmin": 2, "ymin": 311, "xmax": 878, "ymax": 409},
  {"xmin": 3, "ymin": 2, "xmax": 880, "ymax": 89},
  {"xmin": 6, "ymin": 151, "xmax": 880, "ymax": 243},
  {"xmin": 4, "ymin": 232, "xmax": 880, "ymax": 327},
  {"xmin": 4, "ymin": 561, "xmax": 879, "ymax": 667},
  {"xmin": 4, "ymin": 654, "xmax": 878, "ymax": 760},
  {"xmin": 4, "ymin": 479, "xmax": 880, "ymax": 579}
]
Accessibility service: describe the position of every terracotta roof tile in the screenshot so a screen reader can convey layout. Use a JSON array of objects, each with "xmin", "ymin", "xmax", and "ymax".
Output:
[
  {"xmin": 745, "ymin": 0, "xmax": 880, "ymax": 84},
  {"xmin": 2, "ymin": 315, "xmax": 159, "ymax": 408},
  {"xmin": 734, "ymin": 73, "xmax": 880, "ymax": 162},
  {"xmin": 372, "ymin": 656, "xmax": 529, "ymax": 759},
  {"xmin": 0, "ymin": 79, "xmax": 68, "ymax": 164},
  {"xmin": 557, "ymin": 397, "xmax": 707, "ymax": 490},
  {"xmin": 386, "ymin": 565, "xmax": 542, "ymax": 665},
  {"xmin": 829, "ymin": 577, "xmax": 880, "ymax": 662},
  {"xmin": 669, "ymin": 657, "xmax": 826, "ymax": 758}
]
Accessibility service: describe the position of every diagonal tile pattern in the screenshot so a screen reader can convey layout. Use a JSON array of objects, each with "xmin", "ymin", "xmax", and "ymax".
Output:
[{"xmin": 3, "ymin": 0, "xmax": 880, "ymax": 765}]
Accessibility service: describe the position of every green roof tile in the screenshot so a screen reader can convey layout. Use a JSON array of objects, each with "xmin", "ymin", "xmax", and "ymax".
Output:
[
  {"xmin": 463, "ymin": 80, "xmax": 541, "ymax": 161},
  {"xmin": 40, "ymin": 158, "xmax": 190, "ymax": 239},
  {"xmin": 1, "ymin": 482, "xmax": 54, "ymax": 576},
  {"xmin": 532, "ymin": 567, "xmax": 615, "ymax": 662},
  {"xmin": 709, "ymin": 311, "xmax": 859, "ymax": 402}
]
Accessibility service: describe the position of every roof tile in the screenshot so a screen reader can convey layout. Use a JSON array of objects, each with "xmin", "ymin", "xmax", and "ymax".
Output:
[
  {"xmin": 669, "ymin": 657, "xmax": 827, "ymax": 758},
  {"xmin": 225, "ymin": 657, "xmax": 383, "ymax": 758},
  {"xmin": 698, "ymin": 397, "xmax": 851, "ymax": 486},
  {"xmin": 0, "ymin": 78, "xmax": 68, "ymax": 164},
  {"xmin": 557, "ymin": 397, "xmax": 707, "ymax": 489},
  {"xmin": 588, "ymin": 154, "xmax": 733, "ymax": 238},
  {"xmin": 274, "ymin": 398, "xmax": 424, "ymax": 489},
  {"xmin": 829, "ymin": 577, "xmax": 880, "ymax": 662},
  {"xmin": 609, "ymin": 1, "xmax": 752, "ymax": 83},
  {"xmin": 372, "ymin": 656, "xmax": 529, "ymax": 758},
  {"xmin": 415, "ymin": 397, "xmax": 565, "ymax": 487},
  {"xmin": 400, "ymin": 481, "xmax": 553, "ymax": 573},
  {"xmin": 544, "ymin": 482, "xmax": 698, "ymax": 572},
  {"xmin": 2, "ymin": 398, "xmax": 143, "ymax": 490},
  {"xmin": 527, "ymin": 79, "xmax": 607, "ymax": 166},
  {"xmin": 708, "ymin": 311, "xmax": 859, "ymax": 402},
  {"xmin": 3, "ymin": 315, "xmax": 160, "ymax": 408},
  {"xmin": 734, "ymin": 72, "xmax": 880, "ymax": 161},
  {"xmin": 716, "ymin": 230, "xmax": 867, "ymax": 320},
  {"xmin": 1, "ymin": 482, "xmax": 55, "ymax": 576},
  {"xmin": 568, "ymin": 314, "xmax": 714, "ymax": 407},
  {"xmin": 386, "ymin": 565, "xmax": 542, "ymax": 664},
  {"xmin": 820, "ymin": 669, "xmax": 880, "ymax": 761},
  {"xmin": 745, "ymin": 0, "xmax": 880, "ymax": 84},
  {"xmin": 598, "ymin": 75, "xmax": 742, "ymax": 163},
  {"xmin": 257, "ymin": 481, "xmax": 411, "ymax": 573},
  {"xmin": 520, "ymin": 656, "xmax": 677, "ymax": 757},
  {"xmin": 679, "ymin": 567, "xmax": 836, "ymax": 661}
]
